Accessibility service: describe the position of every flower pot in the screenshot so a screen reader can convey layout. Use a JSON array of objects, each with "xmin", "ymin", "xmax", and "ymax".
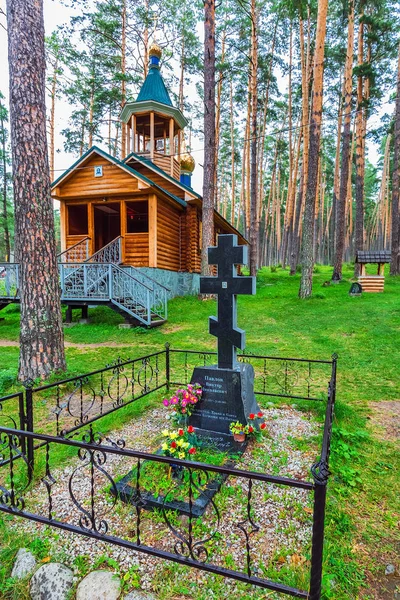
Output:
[{"xmin": 233, "ymin": 432, "xmax": 246, "ymax": 442}]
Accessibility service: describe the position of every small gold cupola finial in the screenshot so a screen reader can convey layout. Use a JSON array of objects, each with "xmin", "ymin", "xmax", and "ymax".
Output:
[
  {"xmin": 180, "ymin": 150, "xmax": 195, "ymax": 188},
  {"xmin": 180, "ymin": 152, "xmax": 195, "ymax": 173},
  {"xmin": 149, "ymin": 41, "xmax": 162, "ymax": 67}
]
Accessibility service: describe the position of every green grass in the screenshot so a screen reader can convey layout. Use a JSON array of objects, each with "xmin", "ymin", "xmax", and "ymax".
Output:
[{"xmin": 0, "ymin": 264, "xmax": 399, "ymax": 599}]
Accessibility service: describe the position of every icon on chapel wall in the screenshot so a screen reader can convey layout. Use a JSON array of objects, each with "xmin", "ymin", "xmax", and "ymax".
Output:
[{"xmin": 94, "ymin": 166, "xmax": 103, "ymax": 177}]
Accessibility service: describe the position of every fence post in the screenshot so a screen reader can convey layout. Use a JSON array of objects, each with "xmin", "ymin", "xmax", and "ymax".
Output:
[
  {"xmin": 165, "ymin": 343, "xmax": 170, "ymax": 391},
  {"xmin": 309, "ymin": 470, "xmax": 328, "ymax": 600},
  {"xmin": 17, "ymin": 392, "xmax": 26, "ymax": 455},
  {"xmin": 330, "ymin": 353, "xmax": 338, "ymax": 406},
  {"xmin": 23, "ymin": 379, "xmax": 35, "ymax": 476}
]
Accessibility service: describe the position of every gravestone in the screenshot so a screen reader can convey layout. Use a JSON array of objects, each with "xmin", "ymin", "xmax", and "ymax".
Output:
[
  {"xmin": 189, "ymin": 234, "xmax": 260, "ymax": 450},
  {"xmin": 349, "ymin": 282, "xmax": 362, "ymax": 296}
]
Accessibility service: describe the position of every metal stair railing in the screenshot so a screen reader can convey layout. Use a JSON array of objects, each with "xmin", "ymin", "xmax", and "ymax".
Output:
[
  {"xmin": 109, "ymin": 264, "xmax": 151, "ymax": 325},
  {"xmin": 85, "ymin": 236, "xmax": 122, "ymax": 265},
  {"xmin": 60, "ymin": 236, "xmax": 121, "ymax": 288},
  {"xmin": 0, "ymin": 263, "xmax": 19, "ymax": 298},
  {"xmin": 0, "ymin": 260, "xmax": 167, "ymax": 326},
  {"xmin": 57, "ymin": 237, "xmax": 90, "ymax": 263},
  {"xmin": 59, "ymin": 263, "xmax": 111, "ymax": 300},
  {"xmin": 110, "ymin": 265, "xmax": 167, "ymax": 325},
  {"xmin": 123, "ymin": 266, "xmax": 168, "ymax": 321},
  {"xmin": 58, "ymin": 262, "xmax": 166, "ymax": 325}
]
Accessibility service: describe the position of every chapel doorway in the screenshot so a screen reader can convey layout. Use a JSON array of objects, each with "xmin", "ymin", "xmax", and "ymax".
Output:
[{"xmin": 93, "ymin": 203, "xmax": 121, "ymax": 252}]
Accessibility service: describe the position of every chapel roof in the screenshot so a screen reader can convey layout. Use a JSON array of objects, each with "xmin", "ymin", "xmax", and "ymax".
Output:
[{"xmin": 136, "ymin": 62, "xmax": 173, "ymax": 107}]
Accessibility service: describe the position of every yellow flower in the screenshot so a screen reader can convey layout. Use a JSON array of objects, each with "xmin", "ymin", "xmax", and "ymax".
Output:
[
  {"xmin": 162, "ymin": 430, "xmax": 169, "ymax": 437},
  {"xmin": 170, "ymin": 447, "xmax": 176, "ymax": 453},
  {"xmin": 178, "ymin": 452, "xmax": 185, "ymax": 459},
  {"xmin": 170, "ymin": 432, "xmax": 178, "ymax": 440},
  {"xmin": 161, "ymin": 443, "xmax": 168, "ymax": 451},
  {"xmin": 183, "ymin": 442, "xmax": 189, "ymax": 449},
  {"xmin": 177, "ymin": 439, "xmax": 184, "ymax": 447}
]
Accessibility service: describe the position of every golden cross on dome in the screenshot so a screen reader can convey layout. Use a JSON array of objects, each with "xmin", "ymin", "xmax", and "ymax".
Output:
[{"xmin": 151, "ymin": 11, "xmax": 158, "ymax": 39}]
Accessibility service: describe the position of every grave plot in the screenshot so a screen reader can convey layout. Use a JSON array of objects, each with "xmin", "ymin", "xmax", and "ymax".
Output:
[{"xmin": 0, "ymin": 236, "xmax": 337, "ymax": 600}]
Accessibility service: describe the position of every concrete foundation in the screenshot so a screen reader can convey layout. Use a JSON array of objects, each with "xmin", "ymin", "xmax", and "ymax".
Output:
[{"xmin": 135, "ymin": 268, "xmax": 200, "ymax": 299}]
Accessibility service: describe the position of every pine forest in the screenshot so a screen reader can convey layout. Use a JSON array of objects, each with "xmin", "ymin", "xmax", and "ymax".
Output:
[{"xmin": 1, "ymin": 0, "xmax": 400, "ymax": 286}]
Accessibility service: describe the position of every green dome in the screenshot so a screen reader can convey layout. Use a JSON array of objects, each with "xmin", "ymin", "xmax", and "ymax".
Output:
[{"xmin": 136, "ymin": 64, "xmax": 173, "ymax": 107}]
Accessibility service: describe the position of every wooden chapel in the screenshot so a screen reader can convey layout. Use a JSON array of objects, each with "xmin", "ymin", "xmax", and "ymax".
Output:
[{"xmin": 51, "ymin": 42, "xmax": 245, "ymax": 294}]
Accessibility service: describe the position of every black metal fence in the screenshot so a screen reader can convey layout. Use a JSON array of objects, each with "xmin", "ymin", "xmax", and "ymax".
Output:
[{"xmin": 0, "ymin": 346, "xmax": 337, "ymax": 599}]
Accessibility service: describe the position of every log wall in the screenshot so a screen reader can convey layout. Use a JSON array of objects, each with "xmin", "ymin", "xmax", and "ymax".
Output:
[
  {"xmin": 124, "ymin": 233, "xmax": 149, "ymax": 266},
  {"xmin": 157, "ymin": 198, "xmax": 182, "ymax": 271}
]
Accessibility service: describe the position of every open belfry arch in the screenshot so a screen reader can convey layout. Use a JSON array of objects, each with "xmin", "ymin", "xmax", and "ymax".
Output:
[{"xmin": 51, "ymin": 41, "xmax": 246, "ymax": 297}]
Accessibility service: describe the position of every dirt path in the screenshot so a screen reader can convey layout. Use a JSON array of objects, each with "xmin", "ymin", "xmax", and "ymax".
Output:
[{"xmin": 368, "ymin": 400, "xmax": 400, "ymax": 443}]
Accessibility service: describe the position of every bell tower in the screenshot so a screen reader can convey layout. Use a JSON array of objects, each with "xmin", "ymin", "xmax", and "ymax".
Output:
[{"xmin": 120, "ymin": 42, "xmax": 189, "ymax": 181}]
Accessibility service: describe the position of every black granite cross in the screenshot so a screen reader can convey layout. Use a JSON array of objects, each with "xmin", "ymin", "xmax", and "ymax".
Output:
[{"xmin": 200, "ymin": 234, "xmax": 256, "ymax": 369}]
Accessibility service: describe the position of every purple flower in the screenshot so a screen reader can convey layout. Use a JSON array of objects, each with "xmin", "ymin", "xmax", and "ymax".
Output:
[
  {"xmin": 182, "ymin": 400, "xmax": 187, "ymax": 407},
  {"xmin": 171, "ymin": 397, "xmax": 178, "ymax": 405},
  {"xmin": 163, "ymin": 399, "xmax": 169, "ymax": 407},
  {"xmin": 196, "ymin": 390, "xmax": 202, "ymax": 395}
]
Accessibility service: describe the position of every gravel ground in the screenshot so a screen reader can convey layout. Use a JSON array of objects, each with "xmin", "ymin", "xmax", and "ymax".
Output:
[{"xmin": 8, "ymin": 403, "xmax": 321, "ymax": 598}]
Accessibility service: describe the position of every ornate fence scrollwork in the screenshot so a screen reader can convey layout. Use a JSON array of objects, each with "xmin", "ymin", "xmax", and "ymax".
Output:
[
  {"xmin": 0, "ymin": 431, "xmax": 31, "ymax": 510},
  {"xmin": 68, "ymin": 428, "xmax": 122, "ymax": 535},
  {"xmin": 162, "ymin": 467, "xmax": 221, "ymax": 564},
  {"xmin": 0, "ymin": 348, "xmax": 337, "ymax": 600},
  {"xmin": 169, "ymin": 349, "xmax": 331, "ymax": 402}
]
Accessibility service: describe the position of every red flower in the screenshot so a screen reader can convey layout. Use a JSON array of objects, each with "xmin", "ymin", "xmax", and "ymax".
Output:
[
  {"xmin": 260, "ymin": 422, "xmax": 266, "ymax": 430},
  {"xmin": 257, "ymin": 411, "xmax": 263, "ymax": 418},
  {"xmin": 171, "ymin": 441, "xmax": 177, "ymax": 448},
  {"xmin": 178, "ymin": 428, "xmax": 184, "ymax": 436},
  {"xmin": 188, "ymin": 447, "xmax": 196, "ymax": 455},
  {"xmin": 187, "ymin": 425, "xmax": 195, "ymax": 434},
  {"xmin": 248, "ymin": 426, "xmax": 254, "ymax": 433},
  {"xmin": 249, "ymin": 413, "xmax": 255, "ymax": 420}
]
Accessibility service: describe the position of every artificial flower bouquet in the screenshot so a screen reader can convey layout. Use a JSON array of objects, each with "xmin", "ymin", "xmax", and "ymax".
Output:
[
  {"xmin": 162, "ymin": 383, "xmax": 202, "ymax": 424},
  {"xmin": 160, "ymin": 425, "xmax": 198, "ymax": 460}
]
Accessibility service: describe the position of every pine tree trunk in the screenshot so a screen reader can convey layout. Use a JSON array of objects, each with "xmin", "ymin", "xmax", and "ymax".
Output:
[
  {"xmin": 332, "ymin": 0, "xmax": 354, "ymax": 281},
  {"xmin": 299, "ymin": 0, "xmax": 328, "ymax": 298},
  {"xmin": 120, "ymin": 0, "xmax": 127, "ymax": 157},
  {"xmin": 201, "ymin": 0, "xmax": 216, "ymax": 276},
  {"xmin": 230, "ymin": 79, "xmax": 236, "ymax": 225},
  {"xmin": 214, "ymin": 27, "xmax": 226, "ymax": 208},
  {"xmin": 390, "ymin": 42, "xmax": 400, "ymax": 275},
  {"xmin": 0, "ymin": 100, "xmax": 11, "ymax": 261},
  {"xmin": 143, "ymin": 0, "xmax": 149, "ymax": 78},
  {"xmin": 179, "ymin": 37, "xmax": 185, "ymax": 112},
  {"xmin": 290, "ymin": 13, "xmax": 311, "ymax": 275},
  {"xmin": 249, "ymin": 0, "xmax": 259, "ymax": 276},
  {"xmin": 331, "ymin": 77, "xmax": 344, "ymax": 261},
  {"xmin": 354, "ymin": 14, "xmax": 364, "ymax": 276},
  {"xmin": 281, "ymin": 22, "xmax": 293, "ymax": 268},
  {"xmin": 49, "ymin": 54, "xmax": 58, "ymax": 181},
  {"xmin": 6, "ymin": 0, "xmax": 66, "ymax": 380}
]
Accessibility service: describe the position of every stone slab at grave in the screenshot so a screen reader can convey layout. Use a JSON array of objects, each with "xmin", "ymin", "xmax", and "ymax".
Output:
[{"xmin": 189, "ymin": 234, "xmax": 261, "ymax": 451}]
